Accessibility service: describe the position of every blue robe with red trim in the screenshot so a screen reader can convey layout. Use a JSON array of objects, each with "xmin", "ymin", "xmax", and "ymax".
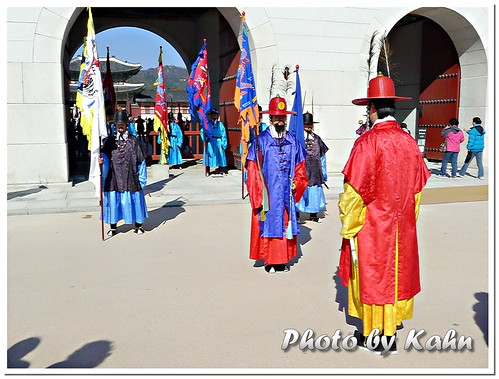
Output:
[{"xmin": 246, "ymin": 129, "xmax": 308, "ymax": 264}]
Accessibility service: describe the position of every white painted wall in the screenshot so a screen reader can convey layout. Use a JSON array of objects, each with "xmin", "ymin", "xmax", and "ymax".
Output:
[
  {"xmin": 7, "ymin": 6, "xmax": 491, "ymax": 185},
  {"xmin": 248, "ymin": 7, "xmax": 490, "ymax": 171},
  {"xmin": 7, "ymin": 7, "xmax": 73, "ymax": 184}
]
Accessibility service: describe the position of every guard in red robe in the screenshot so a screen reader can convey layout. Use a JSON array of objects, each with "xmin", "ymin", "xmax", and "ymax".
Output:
[
  {"xmin": 246, "ymin": 96, "xmax": 308, "ymax": 273},
  {"xmin": 338, "ymin": 73, "xmax": 430, "ymax": 354}
]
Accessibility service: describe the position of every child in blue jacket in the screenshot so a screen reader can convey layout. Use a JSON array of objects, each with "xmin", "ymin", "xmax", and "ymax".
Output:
[{"xmin": 458, "ymin": 117, "xmax": 486, "ymax": 179}]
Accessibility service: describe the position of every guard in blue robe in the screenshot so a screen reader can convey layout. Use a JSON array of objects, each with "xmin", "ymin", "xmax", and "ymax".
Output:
[
  {"xmin": 101, "ymin": 110, "xmax": 148, "ymax": 236},
  {"xmin": 200, "ymin": 108, "xmax": 227, "ymax": 176},
  {"xmin": 127, "ymin": 119, "xmax": 138, "ymax": 137},
  {"xmin": 246, "ymin": 96, "xmax": 308, "ymax": 273},
  {"xmin": 296, "ymin": 112, "xmax": 329, "ymax": 222},
  {"xmin": 247, "ymin": 127, "xmax": 307, "ymax": 236},
  {"xmin": 166, "ymin": 113, "xmax": 183, "ymax": 166},
  {"xmin": 240, "ymin": 105, "xmax": 269, "ymax": 183}
]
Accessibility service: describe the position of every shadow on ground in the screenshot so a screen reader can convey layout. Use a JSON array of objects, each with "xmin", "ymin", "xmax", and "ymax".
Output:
[
  {"xmin": 145, "ymin": 199, "xmax": 186, "ymax": 232},
  {"xmin": 7, "ymin": 337, "xmax": 41, "ymax": 368},
  {"xmin": 473, "ymin": 292, "xmax": 488, "ymax": 346},
  {"xmin": 297, "ymin": 224, "xmax": 312, "ymax": 246},
  {"xmin": 8, "ymin": 338, "xmax": 113, "ymax": 368},
  {"xmin": 332, "ymin": 267, "xmax": 363, "ymax": 332},
  {"xmin": 7, "ymin": 186, "xmax": 47, "ymax": 200},
  {"xmin": 144, "ymin": 172, "xmax": 184, "ymax": 196},
  {"xmin": 102, "ymin": 199, "xmax": 187, "ymax": 240}
]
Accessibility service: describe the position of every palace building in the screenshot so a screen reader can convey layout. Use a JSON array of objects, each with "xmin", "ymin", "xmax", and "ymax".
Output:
[{"xmin": 68, "ymin": 55, "xmax": 145, "ymax": 104}]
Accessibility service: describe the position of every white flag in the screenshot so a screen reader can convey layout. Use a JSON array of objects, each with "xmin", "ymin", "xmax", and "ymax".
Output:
[{"xmin": 76, "ymin": 7, "xmax": 108, "ymax": 197}]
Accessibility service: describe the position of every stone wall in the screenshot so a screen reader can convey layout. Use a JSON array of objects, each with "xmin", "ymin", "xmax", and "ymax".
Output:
[{"xmin": 6, "ymin": 7, "xmax": 490, "ymax": 185}]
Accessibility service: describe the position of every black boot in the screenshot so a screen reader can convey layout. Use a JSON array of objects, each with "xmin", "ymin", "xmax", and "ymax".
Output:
[
  {"xmin": 310, "ymin": 213, "xmax": 321, "ymax": 223},
  {"xmin": 134, "ymin": 222, "xmax": 145, "ymax": 235},
  {"xmin": 264, "ymin": 265, "xmax": 276, "ymax": 274},
  {"xmin": 107, "ymin": 223, "xmax": 117, "ymax": 236}
]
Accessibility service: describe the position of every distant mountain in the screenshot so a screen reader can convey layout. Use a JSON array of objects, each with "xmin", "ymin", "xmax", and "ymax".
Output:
[{"xmin": 127, "ymin": 65, "xmax": 189, "ymax": 102}]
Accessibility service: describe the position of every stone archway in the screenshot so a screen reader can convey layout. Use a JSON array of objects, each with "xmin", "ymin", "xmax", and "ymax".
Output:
[
  {"xmin": 411, "ymin": 7, "xmax": 488, "ymax": 141},
  {"xmin": 66, "ymin": 8, "xmax": 242, "ymax": 171},
  {"xmin": 384, "ymin": 15, "xmax": 462, "ymax": 160},
  {"xmin": 8, "ymin": 7, "xmax": 488, "ymax": 186},
  {"xmin": 359, "ymin": 7, "xmax": 488, "ymax": 163},
  {"xmin": 8, "ymin": 7, "xmax": 246, "ymax": 187},
  {"xmin": 7, "ymin": 6, "xmax": 252, "ymax": 185}
]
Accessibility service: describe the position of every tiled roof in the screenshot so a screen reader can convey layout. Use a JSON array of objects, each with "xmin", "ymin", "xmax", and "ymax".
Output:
[{"xmin": 69, "ymin": 56, "xmax": 142, "ymax": 82}]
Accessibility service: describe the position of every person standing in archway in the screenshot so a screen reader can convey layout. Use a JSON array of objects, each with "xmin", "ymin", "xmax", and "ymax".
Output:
[
  {"xmin": 200, "ymin": 108, "xmax": 227, "ymax": 176},
  {"xmin": 166, "ymin": 112, "xmax": 183, "ymax": 168},
  {"xmin": 337, "ymin": 73, "xmax": 430, "ymax": 354},
  {"xmin": 296, "ymin": 111, "xmax": 328, "ymax": 223},
  {"xmin": 100, "ymin": 110, "xmax": 148, "ymax": 236},
  {"xmin": 135, "ymin": 115, "xmax": 146, "ymax": 142}
]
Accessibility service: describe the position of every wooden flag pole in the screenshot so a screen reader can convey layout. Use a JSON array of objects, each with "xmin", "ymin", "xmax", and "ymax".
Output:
[
  {"xmin": 241, "ymin": 163, "xmax": 245, "ymax": 199},
  {"xmin": 99, "ymin": 136, "xmax": 105, "ymax": 241},
  {"xmin": 241, "ymin": 135, "xmax": 246, "ymax": 199},
  {"xmin": 240, "ymin": 116, "xmax": 246, "ymax": 199}
]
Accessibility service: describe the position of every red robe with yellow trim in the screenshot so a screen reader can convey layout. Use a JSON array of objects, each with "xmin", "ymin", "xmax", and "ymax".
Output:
[
  {"xmin": 338, "ymin": 119, "xmax": 430, "ymax": 304},
  {"xmin": 246, "ymin": 129, "xmax": 308, "ymax": 265}
]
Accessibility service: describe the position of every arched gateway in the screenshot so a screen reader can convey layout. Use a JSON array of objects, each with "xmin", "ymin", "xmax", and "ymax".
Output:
[
  {"xmin": 7, "ymin": 7, "xmax": 489, "ymax": 186},
  {"xmin": 66, "ymin": 7, "xmax": 244, "ymax": 178},
  {"xmin": 65, "ymin": 8, "xmax": 244, "ymax": 177},
  {"xmin": 7, "ymin": 7, "xmax": 245, "ymax": 185}
]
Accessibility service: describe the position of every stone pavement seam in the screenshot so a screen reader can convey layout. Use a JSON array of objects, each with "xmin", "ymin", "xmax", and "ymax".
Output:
[{"xmin": 7, "ymin": 161, "xmax": 488, "ymax": 216}]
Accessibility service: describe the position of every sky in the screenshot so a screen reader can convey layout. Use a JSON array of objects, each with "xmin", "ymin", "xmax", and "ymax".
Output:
[{"xmin": 73, "ymin": 27, "xmax": 186, "ymax": 70}]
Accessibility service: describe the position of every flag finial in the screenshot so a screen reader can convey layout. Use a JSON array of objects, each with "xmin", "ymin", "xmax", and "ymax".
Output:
[
  {"xmin": 296, "ymin": 65, "xmax": 299, "ymax": 70},
  {"xmin": 158, "ymin": 46, "xmax": 163, "ymax": 64},
  {"xmin": 203, "ymin": 38, "xmax": 206, "ymax": 43}
]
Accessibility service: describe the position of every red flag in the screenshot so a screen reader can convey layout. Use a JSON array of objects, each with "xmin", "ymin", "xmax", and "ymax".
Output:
[
  {"xmin": 186, "ymin": 39, "xmax": 212, "ymax": 132},
  {"xmin": 154, "ymin": 46, "xmax": 170, "ymax": 163},
  {"xmin": 102, "ymin": 46, "xmax": 116, "ymax": 114}
]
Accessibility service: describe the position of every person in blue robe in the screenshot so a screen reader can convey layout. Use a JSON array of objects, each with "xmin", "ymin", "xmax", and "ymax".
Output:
[
  {"xmin": 245, "ymin": 96, "xmax": 308, "ymax": 274},
  {"xmin": 166, "ymin": 112, "xmax": 183, "ymax": 167},
  {"xmin": 200, "ymin": 108, "xmax": 227, "ymax": 176},
  {"xmin": 127, "ymin": 121, "xmax": 138, "ymax": 138},
  {"xmin": 100, "ymin": 110, "xmax": 148, "ymax": 236},
  {"xmin": 296, "ymin": 112, "xmax": 329, "ymax": 223}
]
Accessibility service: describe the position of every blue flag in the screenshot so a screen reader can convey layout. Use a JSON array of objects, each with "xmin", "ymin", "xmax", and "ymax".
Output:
[
  {"xmin": 234, "ymin": 12, "xmax": 259, "ymax": 170},
  {"xmin": 288, "ymin": 66, "xmax": 305, "ymax": 149}
]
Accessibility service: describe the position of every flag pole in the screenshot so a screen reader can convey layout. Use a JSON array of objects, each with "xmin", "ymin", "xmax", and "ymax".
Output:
[
  {"xmin": 241, "ymin": 149, "xmax": 244, "ymax": 198},
  {"xmin": 241, "ymin": 130, "xmax": 245, "ymax": 199},
  {"xmin": 203, "ymin": 38, "xmax": 210, "ymax": 178},
  {"xmin": 202, "ymin": 109, "xmax": 209, "ymax": 177},
  {"xmin": 99, "ymin": 136, "xmax": 104, "ymax": 241},
  {"xmin": 240, "ymin": 13, "xmax": 245, "ymax": 198}
]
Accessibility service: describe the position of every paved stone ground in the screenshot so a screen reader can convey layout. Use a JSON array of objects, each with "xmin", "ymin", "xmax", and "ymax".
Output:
[
  {"xmin": 6, "ymin": 159, "xmax": 491, "ymax": 375},
  {"xmin": 6, "ymin": 159, "xmax": 489, "ymax": 215}
]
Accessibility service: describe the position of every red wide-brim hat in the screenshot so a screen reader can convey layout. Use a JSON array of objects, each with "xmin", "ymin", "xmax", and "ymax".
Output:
[
  {"xmin": 260, "ymin": 96, "xmax": 297, "ymax": 115},
  {"xmin": 352, "ymin": 73, "xmax": 411, "ymax": 105}
]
